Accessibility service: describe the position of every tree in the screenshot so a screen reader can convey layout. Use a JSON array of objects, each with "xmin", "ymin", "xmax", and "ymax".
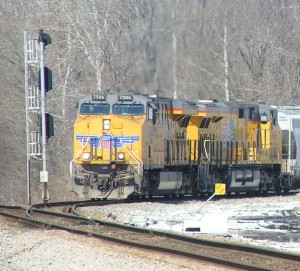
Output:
[{"xmin": 1, "ymin": 0, "xmax": 300, "ymax": 205}]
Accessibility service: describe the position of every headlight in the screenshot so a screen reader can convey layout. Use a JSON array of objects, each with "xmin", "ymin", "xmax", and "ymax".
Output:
[
  {"xmin": 117, "ymin": 152, "xmax": 125, "ymax": 160},
  {"xmin": 103, "ymin": 119, "xmax": 110, "ymax": 130},
  {"xmin": 82, "ymin": 152, "xmax": 91, "ymax": 160}
]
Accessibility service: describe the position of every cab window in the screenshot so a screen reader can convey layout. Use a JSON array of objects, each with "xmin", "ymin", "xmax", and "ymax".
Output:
[
  {"xmin": 112, "ymin": 104, "xmax": 144, "ymax": 115},
  {"xmin": 80, "ymin": 103, "xmax": 110, "ymax": 115}
]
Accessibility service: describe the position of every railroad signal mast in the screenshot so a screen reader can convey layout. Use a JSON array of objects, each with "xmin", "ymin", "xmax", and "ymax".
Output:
[{"xmin": 24, "ymin": 29, "xmax": 53, "ymax": 205}]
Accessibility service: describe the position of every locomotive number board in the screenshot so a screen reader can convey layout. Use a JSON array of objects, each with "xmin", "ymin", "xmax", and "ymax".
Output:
[
  {"xmin": 92, "ymin": 94, "xmax": 106, "ymax": 101},
  {"xmin": 118, "ymin": 94, "xmax": 133, "ymax": 101}
]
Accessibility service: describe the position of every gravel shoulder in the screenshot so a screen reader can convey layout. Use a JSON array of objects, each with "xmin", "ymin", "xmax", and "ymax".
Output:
[
  {"xmin": 1, "ymin": 192, "xmax": 299, "ymax": 271},
  {"xmin": 0, "ymin": 217, "xmax": 231, "ymax": 271}
]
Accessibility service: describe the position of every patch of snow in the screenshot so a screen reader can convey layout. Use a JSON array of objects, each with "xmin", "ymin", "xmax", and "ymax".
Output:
[{"xmin": 82, "ymin": 193, "xmax": 300, "ymax": 253}]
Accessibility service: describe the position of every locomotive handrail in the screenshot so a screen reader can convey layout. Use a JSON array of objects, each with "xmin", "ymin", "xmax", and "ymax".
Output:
[
  {"xmin": 203, "ymin": 140, "xmax": 211, "ymax": 163},
  {"xmin": 69, "ymin": 137, "xmax": 91, "ymax": 177},
  {"xmin": 165, "ymin": 139, "xmax": 189, "ymax": 165},
  {"xmin": 121, "ymin": 143, "xmax": 143, "ymax": 176},
  {"xmin": 202, "ymin": 139, "xmax": 279, "ymax": 165}
]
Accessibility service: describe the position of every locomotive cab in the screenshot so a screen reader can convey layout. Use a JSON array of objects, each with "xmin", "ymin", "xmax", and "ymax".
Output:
[{"xmin": 71, "ymin": 92, "xmax": 148, "ymax": 199}]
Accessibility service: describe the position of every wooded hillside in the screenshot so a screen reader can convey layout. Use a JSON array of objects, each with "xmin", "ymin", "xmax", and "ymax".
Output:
[{"xmin": 1, "ymin": 0, "xmax": 299, "ymax": 204}]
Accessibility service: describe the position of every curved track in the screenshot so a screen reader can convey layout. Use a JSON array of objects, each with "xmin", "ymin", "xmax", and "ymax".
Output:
[{"xmin": 0, "ymin": 201, "xmax": 299, "ymax": 271}]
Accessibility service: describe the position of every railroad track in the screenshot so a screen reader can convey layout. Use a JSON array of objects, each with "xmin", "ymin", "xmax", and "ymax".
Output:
[{"xmin": 0, "ymin": 201, "xmax": 299, "ymax": 271}]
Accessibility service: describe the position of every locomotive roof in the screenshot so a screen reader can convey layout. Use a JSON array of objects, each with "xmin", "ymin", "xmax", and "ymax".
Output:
[
  {"xmin": 171, "ymin": 99, "xmax": 198, "ymax": 114},
  {"xmin": 196, "ymin": 100, "xmax": 230, "ymax": 115},
  {"xmin": 224, "ymin": 100, "xmax": 274, "ymax": 109},
  {"xmin": 78, "ymin": 92, "xmax": 277, "ymax": 116}
]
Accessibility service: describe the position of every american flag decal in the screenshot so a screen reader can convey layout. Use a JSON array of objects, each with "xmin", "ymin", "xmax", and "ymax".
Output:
[{"xmin": 76, "ymin": 134, "xmax": 140, "ymax": 150}]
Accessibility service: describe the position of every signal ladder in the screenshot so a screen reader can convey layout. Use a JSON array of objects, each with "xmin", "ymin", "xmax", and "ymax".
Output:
[
  {"xmin": 24, "ymin": 32, "xmax": 41, "ymax": 205},
  {"xmin": 24, "ymin": 32, "xmax": 41, "ymax": 157}
]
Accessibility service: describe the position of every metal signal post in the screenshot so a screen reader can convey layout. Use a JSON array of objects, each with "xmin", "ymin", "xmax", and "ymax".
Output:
[
  {"xmin": 38, "ymin": 29, "xmax": 49, "ymax": 203},
  {"xmin": 24, "ymin": 29, "xmax": 52, "ymax": 205}
]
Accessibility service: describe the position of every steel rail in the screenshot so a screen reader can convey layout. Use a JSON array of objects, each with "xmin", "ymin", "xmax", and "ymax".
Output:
[
  {"xmin": 28, "ymin": 202, "xmax": 300, "ymax": 267},
  {"xmin": 2, "ymin": 200, "xmax": 300, "ymax": 265},
  {"xmin": 0, "ymin": 209, "xmax": 276, "ymax": 271},
  {"xmin": 25, "ymin": 200, "xmax": 300, "ymax": 263},
  {"xmin": 1, "ymin": 200, "xmax": 299, "ymax": 270},
  {"xmin": 71, "ymin": 201, "xmax": 300, "ymax": 263},
  {"xmin": 0, "ymin": 205, "xmax": 23, "ymax": 209}
]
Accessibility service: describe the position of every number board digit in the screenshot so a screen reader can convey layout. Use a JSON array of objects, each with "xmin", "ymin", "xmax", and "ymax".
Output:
[
  {"xmin": 118, "ymin": 95, "xmax": 133, "ymax": 101},
  {"xmin": 92, "ymin": 94, "xmax": 106, "ymax": 101}
]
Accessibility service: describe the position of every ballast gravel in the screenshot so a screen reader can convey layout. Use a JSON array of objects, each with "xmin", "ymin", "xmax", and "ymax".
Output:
[
  {"xmin": 1, "ymin": 192, "xmax": 299, "ymax": 270},
  {"xmin": 78, "ymin": 192, "xmax": 300, "ymax": 253},
  {"xmin": 0, "ymin": 218, "xmax": 231, "ymax": 271}
]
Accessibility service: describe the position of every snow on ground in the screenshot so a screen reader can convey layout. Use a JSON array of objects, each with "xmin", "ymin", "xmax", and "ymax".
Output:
[
  {"xmin": 80, "ymin": 192, "xmax": 300, "ymax": 253},
  {"xmin": 0, "ymin": 193, "xmax": 299, "ymax": 271}
]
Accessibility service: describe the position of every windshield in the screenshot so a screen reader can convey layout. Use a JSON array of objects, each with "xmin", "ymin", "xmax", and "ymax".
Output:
[
  {"xmin": 112, "ymin": 104, "xmax": 144, "ymax": 115},
  {"xmin": 80, "ymin": 103, "xmax": 110, "ymax": 115}
]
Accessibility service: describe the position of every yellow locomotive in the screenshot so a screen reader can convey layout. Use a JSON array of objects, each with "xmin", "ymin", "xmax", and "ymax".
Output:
[{"xmin": 70, "ymin": 91, "xmax": 292, "ymax": 199}]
